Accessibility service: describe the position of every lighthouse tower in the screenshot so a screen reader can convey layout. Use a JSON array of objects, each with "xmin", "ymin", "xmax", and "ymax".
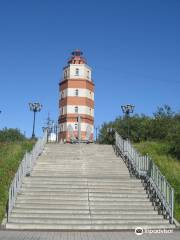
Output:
[{"xmin": 58, "ymin": 50, "xmax": 94, "ymax": 142}]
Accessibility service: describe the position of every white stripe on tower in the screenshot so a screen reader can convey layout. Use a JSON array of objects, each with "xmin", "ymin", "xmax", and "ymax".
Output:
[
  {"xmin": 60, "ymin": 88, "xmax": 94, "ymax": 100},
  {"xmin": 60, "ymin": 106, "xmax": 94, "ymax": 117}
]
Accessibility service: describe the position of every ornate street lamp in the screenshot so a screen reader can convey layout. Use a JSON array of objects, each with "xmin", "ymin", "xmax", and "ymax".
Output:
[
  {"xmin": 29, "ymin": 102, "xmax": 42, "ymax": 139},
  {"xmin": 121, "ymin": 104, "xmax": 135, "ymax": 139},
  {"xmin": 107, "ymin": 127, "xmax": 114, "ymax": 134},
  {"xmin": 106, "ymin": 127, "xmax": 115, "ymax": 144},
  {"xmin": 77, "ymin": 115, "xmax": 81, "ymax": 143},
  {"xmin": 94, "ymin": 126, "xmax": 99, "ymax": 142}
]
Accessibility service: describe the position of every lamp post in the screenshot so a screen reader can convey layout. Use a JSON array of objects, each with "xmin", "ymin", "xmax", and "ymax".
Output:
[
  {"xmin": 107, "ymin": 127, "xmax": 115, "ymax": 144},
  {"xmin": 54, "ymin": 121, "xmax": 59, "ymax": 142},
  {"xmin": 107, "ymin": 127, "xmax": 115, "ymax": 135},
  {"xmin": 95, "ymin": 126, "xmax": 99, "ymax": 142},
  {"xmin": 45, "ymin": 113, "xmax": 53, "ymax": 142},
  {"xmin": 77, "ymin": 115, "xmax": 81, "ymax": 143},
  {"xmin": 121, "ymin": 104, "xmax": 135, "ymax": 139},
  {"xmin": 29, "ymin": 102, "xmax": 42, "ymax": 139}
]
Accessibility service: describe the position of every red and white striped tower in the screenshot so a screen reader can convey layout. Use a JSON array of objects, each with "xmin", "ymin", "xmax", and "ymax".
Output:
[{"xmin": 58, "ymin": 50, "xmax": 94, "ymax": 142}]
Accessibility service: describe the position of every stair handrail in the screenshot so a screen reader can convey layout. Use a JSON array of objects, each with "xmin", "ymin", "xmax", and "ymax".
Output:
[
  {"xmin": 7, "ymin": 130, "xmax": 48, "ymax": 220},
  {"xmin": 115, "ymin": 131, "xmax": 174, "ymax": 224}
]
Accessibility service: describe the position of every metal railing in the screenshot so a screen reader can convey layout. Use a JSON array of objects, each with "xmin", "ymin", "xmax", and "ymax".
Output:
[
  {"xmin": 115, "ymin": 132, "xmax": 174, "ymax": 224},
  {"xmin": 7, "ymin": 130, "xmax": 47, "ymax": 220}
]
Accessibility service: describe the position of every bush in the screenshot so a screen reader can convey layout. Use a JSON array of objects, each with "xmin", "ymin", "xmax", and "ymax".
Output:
[
  {"xmin": 0, "ymin": 128, "xmax": 25, "ymax": 142},
  {"xmin": 0, "ymin": 141, "xmax": 35, "ymax": 222},
  {"xmin": 168, "ymin": 123, "xmax": 180, "ymax": 160}
]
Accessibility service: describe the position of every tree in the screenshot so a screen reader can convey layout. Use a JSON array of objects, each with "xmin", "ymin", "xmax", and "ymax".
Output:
[
  {"xmin": 98, "ymin": 123, "xmax": 115, "ymax": 144},
  {"xmin": 98, "ymin": 105, "xmax": 180, "ymax": 160},
  {"xmin": 151, "ymin": 105, "xmax": 175, "ymax": 140}
]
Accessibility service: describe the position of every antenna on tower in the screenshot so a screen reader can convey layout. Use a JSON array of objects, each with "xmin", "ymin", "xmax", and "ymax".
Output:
[
  {"xmin": 72, "ymin": 49, "xmax": 83, "ymax": 56},
  {"xmin": 46, "ymin": 112, "xmax": 51, "ymax": 128}
]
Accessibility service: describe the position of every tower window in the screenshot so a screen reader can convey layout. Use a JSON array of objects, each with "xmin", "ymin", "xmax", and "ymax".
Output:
[
  {"xmin": 87, "ymin": 71, "xmax": 90, "ymax": 79},
  {"xmin": 64, "ymin": 70, "xmax": 67, "ymax": 78},
  {"xmin": 75, "ymin": 89, "xmax": 79, "ymax": 96},
  {"xmin": 61, "ymin": 91, "xmax": 64, "ymax": 99},
  {"xmin": 75, "ymin": 124, "xmax": 78, "ymax": 130},
  {"xmin": 75, "ymin": 68, "xmax": 79, "ymax": 76},
  {"xmin": 75, "ymin": 106, "xmax": 78, "ymax": 113},
  {"xmin": 61, "ymin": 107, "xmax": 63, "ymax": 115}
]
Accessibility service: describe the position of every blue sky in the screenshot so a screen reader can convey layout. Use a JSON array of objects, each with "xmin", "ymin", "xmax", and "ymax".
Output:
[{"xmin": 0, "ymin": 0, "xmax": 179, "ymax": 137}]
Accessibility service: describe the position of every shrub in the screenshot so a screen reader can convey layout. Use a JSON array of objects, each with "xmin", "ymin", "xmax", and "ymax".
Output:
[
  {"xmin": 168, "ymin": 123, "xmax": 180, "ymax": 160},
  {"xmin": 0, "ymin": 128, "xmax": 25, "ymax": 142}
]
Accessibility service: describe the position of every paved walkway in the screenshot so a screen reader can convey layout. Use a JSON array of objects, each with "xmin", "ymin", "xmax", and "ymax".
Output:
[{"xmin": 0, "ymin": 230, "xmax": 179, "ymax": 240}]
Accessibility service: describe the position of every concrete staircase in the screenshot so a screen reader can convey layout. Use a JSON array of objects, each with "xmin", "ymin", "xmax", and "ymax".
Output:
[{"xmin": 6, "ymin": 144, "xmax": 174, "ymax": 230}]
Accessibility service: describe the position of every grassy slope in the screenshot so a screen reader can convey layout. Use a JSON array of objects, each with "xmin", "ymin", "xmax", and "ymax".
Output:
[
  {"xmin": 134, "ymin": 141, "xmax": 180, "ymax": 222},
  {"xmin": 0, "ymin": 141, "xmax": 34, "ymax": 222}
]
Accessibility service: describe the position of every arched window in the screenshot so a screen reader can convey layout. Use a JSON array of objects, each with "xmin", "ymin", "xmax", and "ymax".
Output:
[
  {"xmin": 75, "ymin": 106, "xmax": 78, "ymax": 113},
  {"xmin": 75, "ymin": 124, "xmax": 78, "ymax": 130},
  {"xmin": 75, "ymin": 68, "xmax": 79, "ymax": 76}
]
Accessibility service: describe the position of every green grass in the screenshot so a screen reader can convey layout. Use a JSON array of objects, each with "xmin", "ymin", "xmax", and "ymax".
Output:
[
  {"xmin": 0, "ymin": 141, "xmax": 35, "ymax": 222},
  {"xmin": 134, "ymin": 141, "xmax": 180, "ymax": 222}
]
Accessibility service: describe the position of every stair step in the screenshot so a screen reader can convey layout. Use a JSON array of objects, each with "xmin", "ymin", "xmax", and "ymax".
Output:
[
  {"xmin": 6, "ymin": 223, "xmax": 175, "ymax": 230},
  {"xmin": 21, "ymin": 189, "xmax": 146, "ymax": 194},
  {"xmin": 8, "ymin": 217, "xmax": 169, "ymax": 224},
  {"xmin": 15, "ymin": 204, "xmax": 90, "ymax": 209},
  {"xmin": 10, "ymin": 213, "xmax": 163, "ymax": 219},
  {"xmin": 17, "ymin": 195, "xmax": 147, "ymax": 201},
  {"xmin": 15, "ymin": 198, "xmax": 151, "ymax": 205},
  {"xmin": 21, "ymin": 186, "xmax": 144, "ymax": 190},
  {"xmin": 31, "ymin": 174, "xmax": 131, "ymax": 179},
  {"xmin": 16, "ymin": 199, "xmax": 150, "ymax": 204},
  {"xmin": 23, "ymin": 181, "xmax": 142, "ymax": 186},
  {"xmin": 20, "ymin": 190, "xmax": 146, "ymax": 195},
  {"xmin": 19, "ymin": 192, "xmax": 146, "ymax": 197},
  {"xmin": 13, "ymin": 208, "xmax": 90, "ymax": 214},
  {"xmin": 16, "ymin": 199, "xmax": 89, "ymax": 204},
  {"xmin": 15, "ymin": 203, "xmax": 153, "ymax": 209},
  {"xmin": 12, "ymin": 208, "xmax": 159, "ymax": 215},
  {"xmin": 23, "ymin": 177, "xmax": 140, "ymax": 183}
]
